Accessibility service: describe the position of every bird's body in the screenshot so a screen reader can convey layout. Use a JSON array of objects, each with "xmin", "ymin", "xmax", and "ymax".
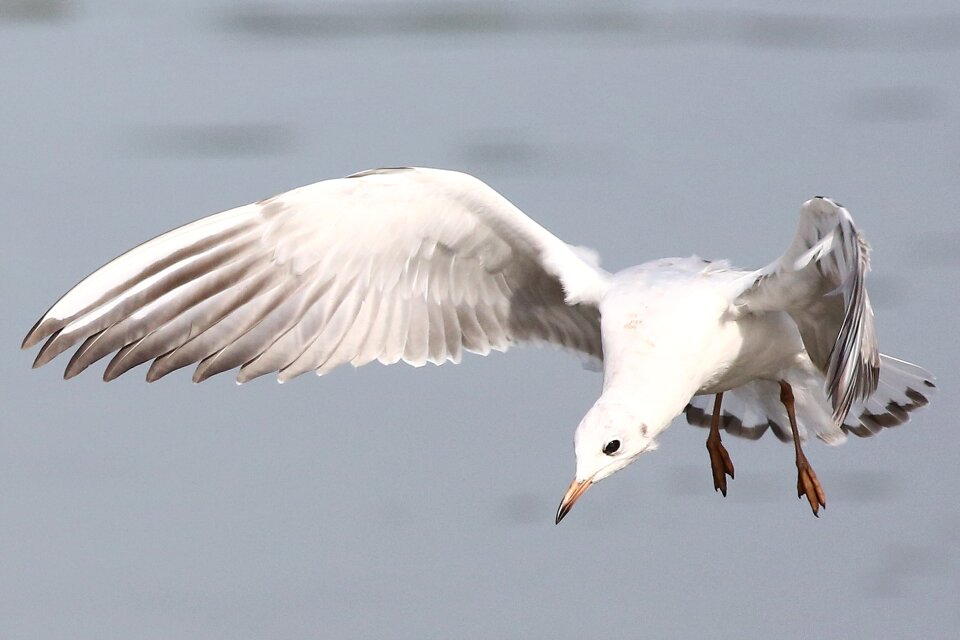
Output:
[
  {"xmin": 22, "ymin": 167, "xmax": 934, "ymax": 521},
  {"xmin": 598, "ymin": 259, "xmax": 804, "ymax": 437}
]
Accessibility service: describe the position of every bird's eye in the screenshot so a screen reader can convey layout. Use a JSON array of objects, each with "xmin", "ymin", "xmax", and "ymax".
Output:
[{"xmin": 603, "ymin": 440, "xmax": 621, "ymax": 455}]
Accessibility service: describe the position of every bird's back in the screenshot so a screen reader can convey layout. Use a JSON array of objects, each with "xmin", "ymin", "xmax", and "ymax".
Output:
[{"xmin": 597, "ymin": 257, "xmax": 759, "ymax": 423}]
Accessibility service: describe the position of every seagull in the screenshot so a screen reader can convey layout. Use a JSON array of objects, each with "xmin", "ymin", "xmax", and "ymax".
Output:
[{"xmin": 21, "ymin": 167, "xmax": 935, "ymax": 522}]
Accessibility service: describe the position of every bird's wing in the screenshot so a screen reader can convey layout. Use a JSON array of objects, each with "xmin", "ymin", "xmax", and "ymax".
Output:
[
  {"xmin": 734, "ymin": 197, "xmax": 879, "ymax": 424},
  {"xmin": 23, "ymin": 167, "xmax": 610, "ymax": 383}
]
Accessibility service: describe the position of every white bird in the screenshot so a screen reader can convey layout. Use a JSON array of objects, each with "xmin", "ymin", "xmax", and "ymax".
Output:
[{"xmin": 22, "ymin": 167, "xmax": 935, "ymax": 521}]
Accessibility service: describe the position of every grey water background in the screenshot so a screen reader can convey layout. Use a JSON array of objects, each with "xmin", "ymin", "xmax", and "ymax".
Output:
[{"xmin": 2, "ymin": 1, "xmax": 959, "ymax": 638}]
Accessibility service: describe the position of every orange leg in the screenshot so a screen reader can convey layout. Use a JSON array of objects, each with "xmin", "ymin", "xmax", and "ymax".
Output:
[
  {"xmin": 779, "ymin": 381, "xmax": 827, "ymax": 517},
  {"xmin": 705, "ymin": 392, "xmax": 735, "ymax": 496}
]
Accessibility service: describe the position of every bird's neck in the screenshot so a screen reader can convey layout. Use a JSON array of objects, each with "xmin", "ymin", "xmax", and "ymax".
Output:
[{"xmin": 597, "ymin": 374, "xmax": 702, "ymax": 440}]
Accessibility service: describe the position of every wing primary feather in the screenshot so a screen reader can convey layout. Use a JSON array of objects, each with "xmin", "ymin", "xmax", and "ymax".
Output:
[
  {"xmin": 61, "ymin": 330, "xmax": 106, "ymax": 378},
  {"xmin": 31, "ymin": 232, "xmax": 261, "ymax": 369},
  {"xmin": 63, "ymin": 251, "xmax": 265, "ymax": 379},
  {"xmin": 146, "ymin": 275, "xmax": 307, "ymax": 382},
  {"xmin": 23, "ymin": 209, "xmax": 258, "ymax": 349},
  {"xmin": 103, "ymin": 267, "xmax": 286, "ymax": 381}
]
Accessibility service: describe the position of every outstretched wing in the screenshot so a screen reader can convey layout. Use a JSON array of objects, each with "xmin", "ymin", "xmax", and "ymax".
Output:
[
  {"xmin": 23, "ymin": 167, "xmax": 610, "ymax": 383},
  {"xmin": 735, "ymin": 196, "xmax": 879, "ymax": 424}
]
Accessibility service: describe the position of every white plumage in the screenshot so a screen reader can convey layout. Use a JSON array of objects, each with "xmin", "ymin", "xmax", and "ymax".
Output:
[
  {"xmin": 23, "ymin": 168, "xmax": 605, "ymax": 383},
  {"xmin": 22, "ymin": 167, "xmax": 934, "ymax": 521}
]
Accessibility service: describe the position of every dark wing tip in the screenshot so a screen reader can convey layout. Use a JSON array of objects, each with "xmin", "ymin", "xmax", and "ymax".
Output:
[
  {"xmin": 64, "ymin": 331, "xmax": 112, "ymax": 380},
  {"xmin": 22, "ymin": 316, "xmax": 56, "ymax": 350},
  {"xmin": 145, "ymin": 361, "xmax": 166, "ymax": 383},
  {"xmin": 32, "ymin": 329, "xmax": 65, "ymax": 369},
  {"xmin": 102, "ymin": 348, "xmax": 133, "ymax": 382}
]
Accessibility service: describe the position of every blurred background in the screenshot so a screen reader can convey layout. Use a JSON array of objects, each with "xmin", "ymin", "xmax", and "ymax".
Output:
[{"xmin": 2, "ymin": 1, "xmax": 958, "ymax": 638}]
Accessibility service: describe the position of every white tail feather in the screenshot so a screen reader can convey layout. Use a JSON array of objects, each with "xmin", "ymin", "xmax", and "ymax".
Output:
[{"xmin": 683, "ymin": 355, "xmax": 934, "ymax": 444}]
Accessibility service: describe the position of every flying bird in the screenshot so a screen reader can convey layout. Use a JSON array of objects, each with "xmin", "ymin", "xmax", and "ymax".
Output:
[{"xmin": 21, "ymin": 167, "xmax": 935, "ymax": 522}]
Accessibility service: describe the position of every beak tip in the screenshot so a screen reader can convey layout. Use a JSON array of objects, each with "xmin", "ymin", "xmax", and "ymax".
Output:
[{"xmin": 555, "ymin": 478, "xmax": 591, "ymax": 525}]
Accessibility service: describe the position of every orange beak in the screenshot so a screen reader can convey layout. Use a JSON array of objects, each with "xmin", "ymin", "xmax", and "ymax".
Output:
[{"xmin": 555, "ymin": 477, "xmax": 593, "ymax": 524}]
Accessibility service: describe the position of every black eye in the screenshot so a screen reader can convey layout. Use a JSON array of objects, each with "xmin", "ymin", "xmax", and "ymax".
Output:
[{"xmin": 603, "ymin": 440, "xmax": 621, "ymax": 455}]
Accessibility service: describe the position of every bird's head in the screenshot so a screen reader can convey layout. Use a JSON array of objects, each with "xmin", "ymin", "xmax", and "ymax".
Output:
[{"xmin": 555, "ymin": 398, "xmax": 659, "ymax": 524}]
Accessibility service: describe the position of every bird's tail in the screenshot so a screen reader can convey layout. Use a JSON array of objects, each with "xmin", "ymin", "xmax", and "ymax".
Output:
[
  {"xmin": 683, "ymin": 355, "xmax": 935, "ymax": 445},
  {"xmin": 840, "ymin": 355, "xmax": 935, "ymax": 438}
]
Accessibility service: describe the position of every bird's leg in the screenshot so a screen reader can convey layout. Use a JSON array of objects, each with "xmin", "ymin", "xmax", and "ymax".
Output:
[
  {"xmin": 778, "ymin": 381, "xmax": 826, "ymax": 517},
  {"xmin": 705, "ymin": 392, "xmax": 735, "ymax": 496}
]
